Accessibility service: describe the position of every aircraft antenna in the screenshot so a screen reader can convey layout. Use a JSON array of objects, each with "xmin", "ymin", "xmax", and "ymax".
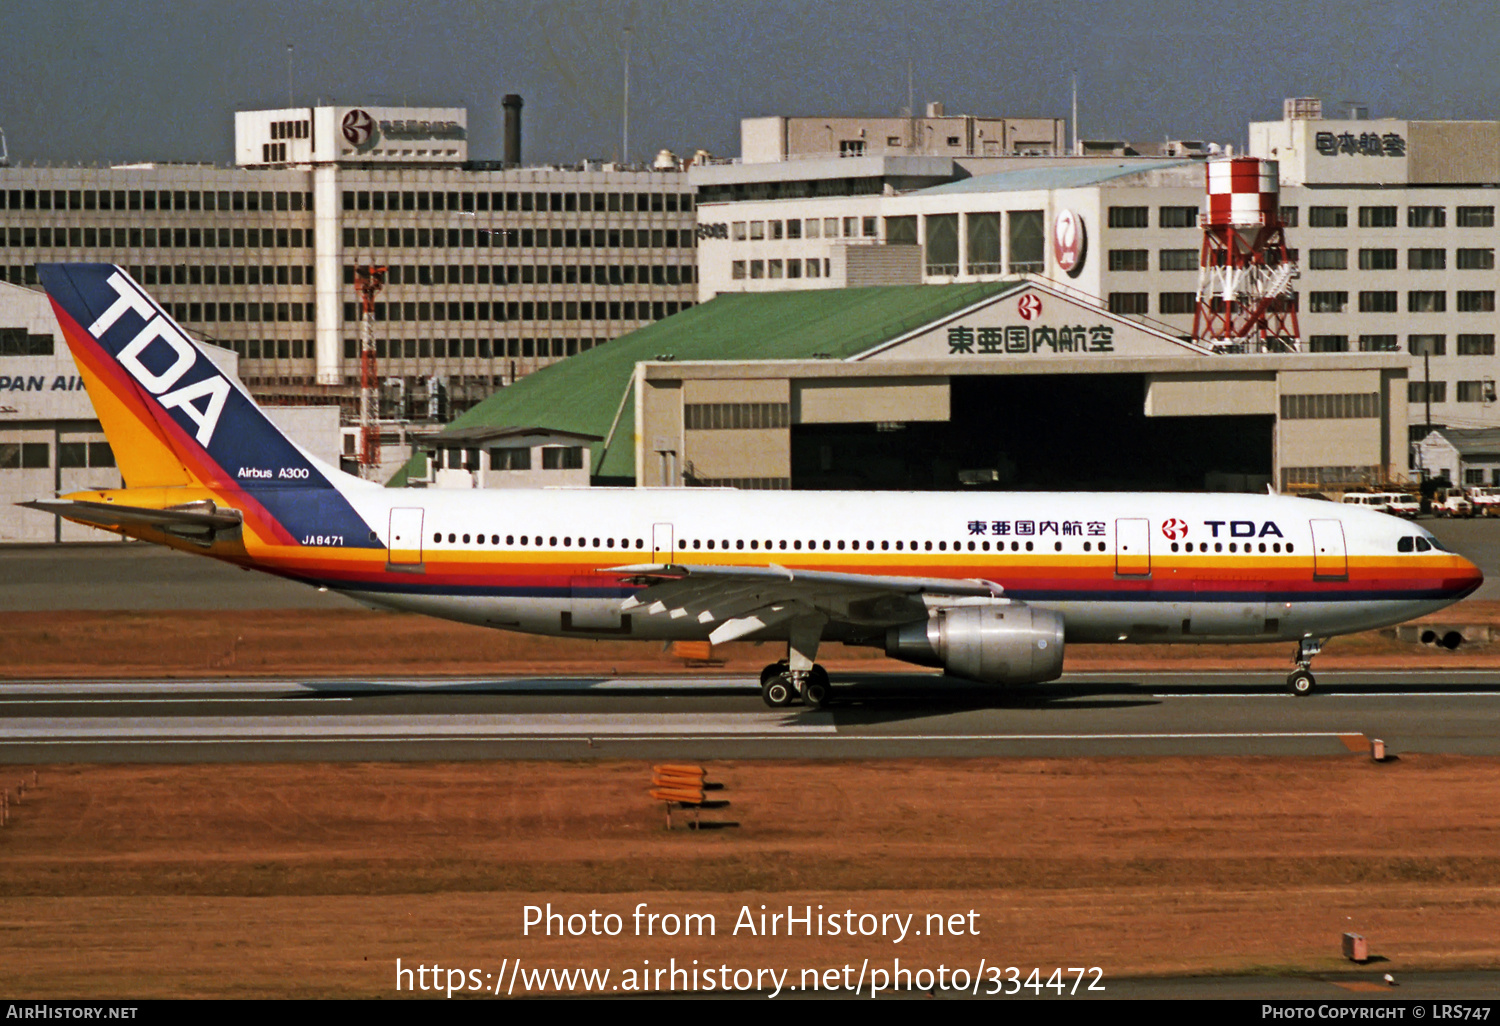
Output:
[{"xmin": 354, "ymin": 265, "xmax": 388, "ymax": 479}]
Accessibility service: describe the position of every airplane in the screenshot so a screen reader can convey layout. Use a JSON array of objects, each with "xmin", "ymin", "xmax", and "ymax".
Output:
[{"xmin": 22, "ymin": 263, "xmax": 1485, "ymax": 707}]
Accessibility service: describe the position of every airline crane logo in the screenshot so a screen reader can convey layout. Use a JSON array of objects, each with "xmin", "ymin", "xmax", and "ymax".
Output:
[
  {"xmin": 89, "ymin": 271, "xmax": 230, "ymax": 445},
  {"xmin": 1017, "ymin": 294, "xmax": 1043, "ymax": 321},
  {"xmin": 1161, "ymin": 518, "xmax": 1189, "ymax": 540},
  {"xmin": 1052, "ymin": 209, "xmax": 1088, "ymax": 277}
]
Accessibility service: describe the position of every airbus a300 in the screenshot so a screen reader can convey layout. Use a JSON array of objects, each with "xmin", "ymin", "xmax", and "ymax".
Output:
[{"xmin": 24, "ymin": 264, "xmax": 1484, "ymax": 706}]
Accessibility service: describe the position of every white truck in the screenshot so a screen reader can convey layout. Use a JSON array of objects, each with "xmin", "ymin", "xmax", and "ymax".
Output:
[{"xmin": 1340, "ymin": 492, "xmax": 1422, "ymax": 517}]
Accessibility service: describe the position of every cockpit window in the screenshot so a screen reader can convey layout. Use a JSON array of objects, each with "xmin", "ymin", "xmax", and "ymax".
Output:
[
  {"xmin": 1398, "ymin": 537, "xmax": 1414, "ymax": 552},
  {"xmin": 1415, "ymin": 537, "xmax": 1432, "ymax": 552},
  {"xmin": 1426, "ymin": 535, "xmax": 1448, "ymax": 551}
]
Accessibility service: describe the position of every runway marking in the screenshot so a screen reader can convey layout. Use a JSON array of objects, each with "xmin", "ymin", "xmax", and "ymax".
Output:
[
  {"xmin": 0, "ymin": 712, "xmax": 837, "ymax": 741},
  {"xmin": 0, "ymin": 697, "xmax": 355, "ymax": 705},
  {"xmin": 0, "ymin": 726, "xmax": 1362, "ymax": 746}
]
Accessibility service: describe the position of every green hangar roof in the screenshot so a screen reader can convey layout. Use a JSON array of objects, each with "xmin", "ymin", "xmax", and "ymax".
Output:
[{"xmin": 395, "ymin": 281, "xmax": 1018, "ymax": 484}]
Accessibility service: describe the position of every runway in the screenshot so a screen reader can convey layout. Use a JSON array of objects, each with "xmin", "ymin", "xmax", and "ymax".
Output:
[{"xmin": 3, "ymin": 669, "xmax": 1500, "ymax": 762}]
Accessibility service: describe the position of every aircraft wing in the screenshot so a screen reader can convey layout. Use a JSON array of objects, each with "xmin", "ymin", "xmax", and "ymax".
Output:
[
  {"xmin": 601, "ymin": 562, "xmax": 1004, "ymax": 643},
  {"xmin": 21, "ymin": 498, "xmax": 243, "ymax": 541}
]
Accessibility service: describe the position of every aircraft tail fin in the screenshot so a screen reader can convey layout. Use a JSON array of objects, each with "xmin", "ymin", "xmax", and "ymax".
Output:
[{"xmin": 37, "ymin": 264, "xmax": 379, "ymax": 548}]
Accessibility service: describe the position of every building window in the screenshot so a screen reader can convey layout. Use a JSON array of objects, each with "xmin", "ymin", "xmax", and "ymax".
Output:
[
  {"xmin": 1308, "ymin": 291, "xmax": 1349, "ymax": 313},
  {"xmin": 1307, "ymin": 335, "xmax": 1350, "ymax": 352},
  {"xmin": 1006, "ymin": 210, "xmax": 1044, "ymax": 272},
  {"xmin": 541, "ymin": 446, "xmax": 584, "ymax": 470},
  {"xmin": 1408, "ymin": 206, "xmax": 1446, "ymax": 228},
  {"xmin": 1459, "ymin": 291, "xmax": 1496, "ymax": 312},
  {"xmin": 1358, "ymin": 248, "xmax": 1397, "ymax": 270},
  {"xmin": 731, "ymin": 222, "xmax": 746, "ymax": 241},
  {"xmin": 749, "ymin": 260, "xmax": 764, "ymax": 279},
  {"xmin": 1108, "ymin": 249, "xmax": 1149, "ymax": 271},
  {"xmin": 1457, "ymin": 206, "xmax": 1496, "ymax": 227},
  {"xmin": 1458, "ymin": 334, "xmax": 1496, "ymax": 355},
  {"xmin": 925, "ymin": 213, "xmax": 960, "ymax": 274},
  {"xmin": 1457, "ymin": 248, "xmax": 1495, "ymax": 270},
  {"xmin": 1308, "ymin": 249, "xmax": 1347, "ymax": 270},
  {"xmin": 1107, "ymin": 206, "xmax": 1148, "ymax": 228},
  {"xmin": 1409, "ymin": 334, "xmax": 1446, "ymax": 356},
  {"xmin": 1158, "ymin": 249, "xmax": 1198, "ymax": 271},
  {"xmin": 1409, "ymin": 291, "xmax": 1447, "ymax": 313},
  {"xmin": 965, "ymin": 213, "xmax": 999, "ymax": 273},
  {"xmin": 1457, "ymin": 381, "xmax": 1490, "ymax": 403},
  {"xmin": 749, "ymin": 222, "xmax": 764, "ymax": 241},
  {"xmin": 730, "ymin": 261, "xmax": 746, "ymax": 280},
  {"xmin": 1279, "ymin": 206, "xmax": 1299, "ymax": 227},
  {"xmin": 1409, "ymin": 381, "xmax": 1447, "ymax": 404},
  {"xmin": 1408, "ymin": 248, "xmax": 1446, "ymax": 270},
  {"xmin": 1158, "ymin": 293, "xmax": 1196, "ymax": 314},
  {"xmin": 490, "ymin": 446, "xmax": 531, "ymax": 470},
  {"xmin": 1358, "ymin": 291, "xmax": 1397, "ymax": 312},
  {"xmin": 1108, "ymin": 293, "xmax": 1149, "ymax": 315},
  {"xmin": 1309, "ymin": 206, "xmax": 1348, "ymax": 227},
  {"xmin": 1158, "ymin": 206, "xmax": 1198, "ymax": 228},
  {"xmin": 1359, "ymin": 335, "xmax": 1398, "ymax": 352},
  {"xmin": 1358, "ymin": 206, "xmax": 1397, "ymax": 228},
  {"xmin": 838, "ymin": 140, "xmax": 865, "ymax": 157}
]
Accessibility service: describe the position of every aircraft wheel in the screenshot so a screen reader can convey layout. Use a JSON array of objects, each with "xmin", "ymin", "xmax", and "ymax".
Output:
[
  {"xmin": 761, "ymin": 674, "xmax": 796, "ymax": 708},
  {"xmin": 1288, "ymin": 669, "xmax": 1316, "ymax": 697},
  {"xmin": 804, "ymin": 679, "xmax": 830, "ymax": 708},
  {"xmin": 760, "ymin": 661, "xmax": 789, "ymax": 686}
]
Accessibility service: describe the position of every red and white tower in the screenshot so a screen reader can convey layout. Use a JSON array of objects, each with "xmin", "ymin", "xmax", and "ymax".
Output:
[
  {"xmin": 353, "ymin": 265, "xmax": 387, "ymax": 480},
  {"xmin": 1193, "ymin": 157, "xmax": 1300, "ymax": 352}
]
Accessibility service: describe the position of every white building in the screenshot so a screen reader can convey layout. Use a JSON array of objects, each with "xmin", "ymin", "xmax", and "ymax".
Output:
[
  {"xmin": 691, "ymin": 102, "xmax": 1500, "ymax": 457},
  {"xmin": 0, "ymin": 103, "xmax": 698, "ymax": 420}
]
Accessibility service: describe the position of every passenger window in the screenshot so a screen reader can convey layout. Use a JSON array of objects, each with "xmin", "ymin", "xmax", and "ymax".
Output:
[
  {"xmin": 1025, "ymin": 541, "xmax": 1034, "ymax": 552},
  {"xmin": 1398, "ymin": 537, "xmax": 1414, "ymax": 552},
  {"xmin": 1054, "ymin": 542, "xmax": 1063, "ymax": 552}
]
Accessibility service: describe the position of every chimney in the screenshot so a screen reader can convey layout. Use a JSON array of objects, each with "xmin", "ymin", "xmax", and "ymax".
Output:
[{"xmin": 503, "ymin": 94, "xmax": 523, "ymax": 166}]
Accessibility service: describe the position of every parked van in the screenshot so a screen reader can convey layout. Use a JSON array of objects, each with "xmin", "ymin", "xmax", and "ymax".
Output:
[{"xmin": 1341, "ymin": 492, "xmax": 1421, "ymax": 517}]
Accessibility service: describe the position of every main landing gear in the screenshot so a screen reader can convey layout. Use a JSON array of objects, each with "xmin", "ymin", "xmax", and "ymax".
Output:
[
  {"xmin": 759, "ymin": 617, "xmax": 831, "ymax": 709},
  {"xmin": 1287, "ymin": 637, "xmax": 1325, "ymax": 697},
  {"xmin": 760, "ymin": 663, "xmax": 831, "ymax": 708}
]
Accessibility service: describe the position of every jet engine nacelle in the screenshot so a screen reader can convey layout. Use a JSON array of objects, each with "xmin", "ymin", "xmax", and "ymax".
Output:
[{"xmin": 884, "ymin": 603, "xmax": 1065, "ymax": 684}]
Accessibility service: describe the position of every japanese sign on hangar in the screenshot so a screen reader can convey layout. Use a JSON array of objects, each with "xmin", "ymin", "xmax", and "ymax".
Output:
[{"xmin": 849, "ymin": 281, "xmax": 1209, "ymax": 362}]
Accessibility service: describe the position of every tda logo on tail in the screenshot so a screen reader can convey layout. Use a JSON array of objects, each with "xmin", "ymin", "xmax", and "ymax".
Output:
[{"xmin": 88, "ymin": 272, "xmax": 230, "ymax": 446}]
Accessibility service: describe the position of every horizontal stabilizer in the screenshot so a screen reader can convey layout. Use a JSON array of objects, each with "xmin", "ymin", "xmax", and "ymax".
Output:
[{"xmin": 22, "ymin": 498, "xmax": 243, "ymax": 539}]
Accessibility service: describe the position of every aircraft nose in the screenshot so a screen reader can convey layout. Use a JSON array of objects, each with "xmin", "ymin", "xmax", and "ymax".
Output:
[{"xmin": 1451, "ymin": 555, "xmax": 1485, "ymax": 599}]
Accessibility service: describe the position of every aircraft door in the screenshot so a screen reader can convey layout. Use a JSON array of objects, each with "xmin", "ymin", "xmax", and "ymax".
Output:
[
  {"xmin": 1115, "ymin": 519, "xmax": 1151, "ymax": 576},
  {"xmin": 1310, "ymin": 519, "xmax": 1348, "ymax": 579},
  {"xmin": 387, "ymin": 508, "xmax": 425, "ymax": 568},
  {"xmin": 652, "ymin": 522, "xmax": 675, "ymax": 563}
]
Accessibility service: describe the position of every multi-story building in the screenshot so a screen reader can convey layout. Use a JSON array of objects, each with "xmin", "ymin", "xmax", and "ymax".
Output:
[
  {"xmin": 691, "ymin": 101, "xmax": 1500, "ymax": 462},
  {"xmin": 0, "ymin": 103, "xmax": 698, "ymax": 417}
]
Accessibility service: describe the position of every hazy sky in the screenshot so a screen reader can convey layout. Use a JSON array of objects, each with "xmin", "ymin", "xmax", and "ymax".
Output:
[{"xmin": 4, "ymin": 0, "xmax": 1496, "ymax": 166}]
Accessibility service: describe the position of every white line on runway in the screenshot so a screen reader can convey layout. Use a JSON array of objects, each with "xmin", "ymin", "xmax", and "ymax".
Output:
[
  {"xmin": 0, "ymin": 697, "xmax": 355, "ymax": 705},
  {"xmin": 0, "ymin": 712, "xmax": 836, "ymax": 741}
]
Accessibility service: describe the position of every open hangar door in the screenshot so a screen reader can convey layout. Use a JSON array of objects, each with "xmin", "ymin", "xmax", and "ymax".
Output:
[{"xmin": 790, "ymin": 374, "xmax": 1273, "ymax": 491}]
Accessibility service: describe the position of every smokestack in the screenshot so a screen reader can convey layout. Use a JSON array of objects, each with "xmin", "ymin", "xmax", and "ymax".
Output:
[{"xmin": 503, "ymin": 94, "xmax": 523, "ymax": 167}]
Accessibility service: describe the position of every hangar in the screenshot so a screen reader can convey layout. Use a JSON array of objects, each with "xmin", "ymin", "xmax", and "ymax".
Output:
[{"xmin": 416, "ymin": 279, "xmax": 1408, "ymax": 494}]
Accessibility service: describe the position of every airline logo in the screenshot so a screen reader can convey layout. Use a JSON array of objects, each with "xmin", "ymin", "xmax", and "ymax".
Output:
[
  {"xmin": 88, "ymin": 272, "xmax": 230, "ymax": 445},
  {"xmin": 1161, "ymin": 518, "xmax": 1189, "ymax": 540},
  {"xmin": 1052, "ymin": 209, "xmax": 1087, "ymax": 277},
  {"xmin": 342, "ymin": 109, "xmax": 375, "ymax": 146}
]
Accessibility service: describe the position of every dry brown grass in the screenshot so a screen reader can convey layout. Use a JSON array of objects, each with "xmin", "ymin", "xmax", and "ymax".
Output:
[
  {"xmin": 1, "ymin": 757, "xmax": 1498, "ymax": 996},
  {"xmin": 4, "ymin": 602, "xmax": 1500, "ymax": 680}
]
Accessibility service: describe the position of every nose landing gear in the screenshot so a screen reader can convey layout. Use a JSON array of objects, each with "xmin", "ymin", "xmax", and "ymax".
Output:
[{"xmin": 1287, "ymin": 637, "xmax": 1324, "ymax": 696}]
